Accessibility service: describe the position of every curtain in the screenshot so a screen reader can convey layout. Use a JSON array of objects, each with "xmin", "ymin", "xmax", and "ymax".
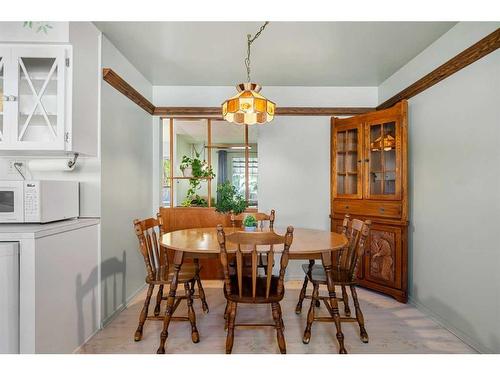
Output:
[{"xmin": 217, "ymin": 150, "xmax": 228, "ymax": 201}]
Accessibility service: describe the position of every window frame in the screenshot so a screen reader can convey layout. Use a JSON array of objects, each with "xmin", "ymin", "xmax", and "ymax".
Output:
[{"xmin": 160, "ymin": 117, "xmax": 256, "ymax": 208}]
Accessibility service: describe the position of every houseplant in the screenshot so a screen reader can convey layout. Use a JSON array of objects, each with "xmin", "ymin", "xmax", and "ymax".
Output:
[
  {"xmin": 243, "ymin": 215, "xmax": 258, "ymax": 231},
  {"xmin": 215, "ymin": 181, "xmax": 248, "ymax": 215},
  {"xmin": 179, "ymin": 151, "xmax": 215, "ymax": 207}
]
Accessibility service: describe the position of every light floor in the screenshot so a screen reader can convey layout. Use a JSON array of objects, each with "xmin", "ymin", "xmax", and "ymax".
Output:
[{"xmin": 79, "ymin": 281, "xmax": 476, "ymax": 354}]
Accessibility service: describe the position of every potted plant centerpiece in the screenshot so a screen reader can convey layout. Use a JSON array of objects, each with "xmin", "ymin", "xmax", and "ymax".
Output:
[
  {"xmin": 243, "ymin": 215, "xmax": 258, "ymax": 231},
  {"xmin": 179, "ymin": 151, "xmax": 215, "ymax": 207}
]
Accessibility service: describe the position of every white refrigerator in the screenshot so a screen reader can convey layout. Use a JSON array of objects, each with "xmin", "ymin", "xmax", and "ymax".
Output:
[{"xmin": 0, "ymin": 242, "xmax": 19, "ymax": 354}]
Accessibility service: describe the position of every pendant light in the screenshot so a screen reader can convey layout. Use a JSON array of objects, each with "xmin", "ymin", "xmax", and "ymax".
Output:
[{"xmin": 222, "ymin": 22, "xmax": 276, "ymax": 125}]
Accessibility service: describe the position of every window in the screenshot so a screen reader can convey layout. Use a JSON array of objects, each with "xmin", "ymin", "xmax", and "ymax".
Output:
[
  {"xmin": 160, "ymin": 118, "xmax": 258, "ymax": 208},
  {"xmin": 232, "ymin": 157, "xmax": 258, "ymax": 206}
]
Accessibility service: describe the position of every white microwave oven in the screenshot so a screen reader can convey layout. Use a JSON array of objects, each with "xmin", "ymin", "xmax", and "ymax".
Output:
[{"xmin": 0, "ymin": 180, "xmax": 79, "ymax": 223}]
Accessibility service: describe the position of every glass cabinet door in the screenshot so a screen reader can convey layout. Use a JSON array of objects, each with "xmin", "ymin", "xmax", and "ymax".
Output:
[
  {"xmin": 332, "ymin": 119, "xmax": 362, "ymax": 199},
  {"xmin": 0, "ymin": 48, "xmax": 10, "ymax": 145},
  {"xmin": 0, "ymin": 54, "xmax": 5, "ymax": 144},
  {"xmin": 364, "ymin": 118, "xmax": 401, "ymax": 200},
  {"xmin": 12, "ymin": 47, "xmax": 66, "ymax": 149}
]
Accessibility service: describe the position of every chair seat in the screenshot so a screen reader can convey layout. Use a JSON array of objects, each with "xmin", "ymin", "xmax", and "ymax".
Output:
[
  {"xmin": 146, "ymin": 264, "xmax": 198, "ymax": 284},
  {"xmin": 224, "ymin": 274, "xmax": 284, "ymax": 303},
  {"xmin": 301, "ymin": 263, "xmax": 355, "ymax": 284}
]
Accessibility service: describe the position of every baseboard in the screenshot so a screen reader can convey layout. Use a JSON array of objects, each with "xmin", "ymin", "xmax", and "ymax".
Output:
[
  {"xmin": 73, "ymin": 327, "xmax": 101, "ymax": 354},
  {"xmin": 408, "ymin": 296, "xmax": 487, "ymax": 354},
  {"xmin": 73, "ymin": 283, "xmax": 146, "ymax": 354},
  {"xmin": 101, "ymin": 283, "xmax": 147, "ymax": 328}
]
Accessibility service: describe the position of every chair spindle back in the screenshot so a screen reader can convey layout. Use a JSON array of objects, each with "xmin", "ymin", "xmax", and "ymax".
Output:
[
  {"xmin": 133, "ymin": 218, "xmax": 166, "ymax": 280},
  {"xmin": 337, "ymin": 217, "xmax": 371, "ymax": 280},
  {"xmin": 217, "ymin": 225, "xmax": 293, "ymax": 300},
  {"xmin": 231, "ymin": 209, "xmax": 275, "ymax": 230}
]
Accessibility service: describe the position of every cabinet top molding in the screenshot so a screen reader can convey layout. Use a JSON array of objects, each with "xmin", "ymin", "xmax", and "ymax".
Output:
[{"xmin": 377, "ymin": 27, "xmax": 500, "ymax": 110}]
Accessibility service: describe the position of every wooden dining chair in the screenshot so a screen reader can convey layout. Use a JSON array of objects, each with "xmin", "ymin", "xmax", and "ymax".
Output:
[
  {"xmin": 300, "ymin": 218, "xmax": 371, "ymax": 345},
  {"xmin": 230, "ymin": 210, "xmax": 276, "ymax": 229},
  {"xmin": 295, "ymin": 214, "xmax": 352, "ymax": 315},
  {"xmin": 216, "ymin": 225, "xmax": 294, "ymax": 354},
  {"xmin": 156, "ymin": 213, "xmax": 209, "ymax": 314},
  {"xmin": 229, "ymin": 209, "xmax": 276, "ymax": 271},
  {"xmin": 133, "ymin": 217, "xmax": 200, "ymax": 345}
]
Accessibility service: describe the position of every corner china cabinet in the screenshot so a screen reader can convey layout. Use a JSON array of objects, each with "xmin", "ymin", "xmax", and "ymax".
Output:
[{"xmin": 331, "ymin": 100, "xmax": 408, "ymax": 302}]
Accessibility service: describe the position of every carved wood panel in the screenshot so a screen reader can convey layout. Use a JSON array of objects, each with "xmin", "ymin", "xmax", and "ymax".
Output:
[{"xmin": 364, "ymin": 224, "xmax": 401, "ymax": 289}]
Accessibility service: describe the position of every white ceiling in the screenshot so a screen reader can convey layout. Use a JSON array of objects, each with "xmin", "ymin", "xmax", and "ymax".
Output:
[{"xmin": 95, "ymin": 21, "xmax": 455, "ymax": 87}]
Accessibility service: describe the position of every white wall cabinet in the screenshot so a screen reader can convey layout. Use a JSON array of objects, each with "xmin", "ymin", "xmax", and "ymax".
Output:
[{"xmin": 0, "ymin": 44, "xmax": 73, "ymax": 152}]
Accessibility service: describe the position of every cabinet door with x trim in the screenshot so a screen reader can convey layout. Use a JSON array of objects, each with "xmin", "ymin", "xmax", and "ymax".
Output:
[{"xmin": 9, "ymin": 46, "xmax": 67, "ymax": 150}]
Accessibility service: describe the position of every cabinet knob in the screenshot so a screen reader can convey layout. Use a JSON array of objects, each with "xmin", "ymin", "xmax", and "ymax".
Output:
[
  {"xmin": 3, "ymin": 95, "xmax": 10, "ymax": 101},
  {"xmin": 345, "ymin": 205, "xmax": 349, "ymax": 209},
  {"xmin": 8, "ymin": 95, "xmax": 17, "ymax": 102},
  {"xmin": 379, "ymin": 207, "xmax": 385, "ymax": 212}
]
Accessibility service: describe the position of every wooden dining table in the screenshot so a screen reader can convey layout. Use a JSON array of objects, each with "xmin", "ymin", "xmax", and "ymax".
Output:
[{"xmin": 157, "ymin": 226, "xmax": 349, "ymax": 354}]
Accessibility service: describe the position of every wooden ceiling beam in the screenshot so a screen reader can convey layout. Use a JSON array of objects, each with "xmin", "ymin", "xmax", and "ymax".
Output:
[
  {"xmin": 102, "ymin": 68, "xmax": 155, "ymax": 114},
  {"xmin": 153, "ymin": 106, "xmax": 375, "ymax": 116},
  {"xmin": 377, "ymin": 28, "xmax": 500, "ymax": 110}
]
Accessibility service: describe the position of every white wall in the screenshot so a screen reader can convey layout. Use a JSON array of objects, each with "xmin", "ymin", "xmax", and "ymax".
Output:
[
  {"xmin": 154, "ymin": 85, "xmax": 378, "ymax": 277},
  {"xmin": 100, "ymin": 36, "xmax": 153, "ymax": 324},
  {"xmin": 379, "ymin": 22, "xmax": 500, "ymax": 103},
  {"xmin": 0, "ymin": 22, "xmax": 69, "ymax": 43},
  {"xmin": 379, "ymin": 22, "xmax": 500, "ymax": 353}
]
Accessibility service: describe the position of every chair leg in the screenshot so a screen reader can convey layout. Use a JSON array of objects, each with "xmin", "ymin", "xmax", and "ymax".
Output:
[
  {"xmin": 190, "ymin": 279, "xmax": 196, "ymax": 296},
  {"xmin": 341, "ymin": 285, "xmax": 351, "ymax": 317},
  {"xmin": 184, "ymin": 282, "xmax": 200, "ymax": 343},
  {"xmin": 226, "ymin": 301, "xmax": 237, "ymax": 354},
  {"xmin": 295, "ymin": 275, "xmax": 309, "ymax": 314},
  {"xmin": 350, "ymin": 285, "xmax": 368, "ymax": 343},
  {"xmin": 272, "ymin": 302, "xmax": 286, "ymax": 354},
  {"xmin": 154, "ymin": 285, "xmax": 164, "ymax": 317},
  {"xmin": 135, "ymin": 284, "xmax": 154, "ymax": 341},
  {"xmin": 302, "ymin": 282, "xmax": 319, "ymax": 344},
  {"xmin": 224, "ymin": 300, "xmax": 230, "ymax": 331},
  {"xmin": 196, "ymin": 274, "xmax": 209, "ymax": 313},
  {"xmin": 275, "ymin": 301, "xmax": 285, "ymax": 332}
]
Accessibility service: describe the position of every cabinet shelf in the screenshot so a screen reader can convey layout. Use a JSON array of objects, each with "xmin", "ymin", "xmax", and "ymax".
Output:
[{"xmin": 168, "ymin": 176, "xmax": 213, "ymax": 180}]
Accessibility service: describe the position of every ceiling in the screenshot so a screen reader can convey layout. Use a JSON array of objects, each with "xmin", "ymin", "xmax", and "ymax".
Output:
[{"xmin": 95, "ymin": 22, "xmax": 455, "ymax": 87}]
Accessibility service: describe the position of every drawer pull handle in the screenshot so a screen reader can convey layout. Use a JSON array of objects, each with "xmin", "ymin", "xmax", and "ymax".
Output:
[
  {"xmin": 345, "ymin": 206, "xmax": 349, "ymax": 209},
  {"xmin": 379, "ymin": 207, "xmax": 385, "ymax": 212}
]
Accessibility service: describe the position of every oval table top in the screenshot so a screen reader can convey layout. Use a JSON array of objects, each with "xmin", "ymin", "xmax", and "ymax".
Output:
[{"xmin": 161, "ymin": 227, "xmax": 348, "ymax": 255}]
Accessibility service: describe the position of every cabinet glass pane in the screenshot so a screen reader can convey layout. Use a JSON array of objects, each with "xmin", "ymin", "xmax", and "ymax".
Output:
[
  {"xmin": 336, "ymin": 128, "xmax": 359, "ymax": 196},
  {"xmin": 337, "ymin": 175, "xmax": 345, "ymax": 195},
  {"xmin": 0, "ymin": 58, "xmax": 4, "ymax": 141},
  {"xmin": 369, "ymin": 121, "xmax": 397, "ymax": 196},
  {"xmin": 17, "ymin": 57, "xmax": 59, "ymax": 142}
]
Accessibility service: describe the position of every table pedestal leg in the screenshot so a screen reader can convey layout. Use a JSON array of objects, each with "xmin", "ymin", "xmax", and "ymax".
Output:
[
  {"xmin": 156, "ymin": 250, "xmax": 183, "ymax": 354},
  {"xmin": 321, "ymin": 251, "xmax": 347, "ymax": 354}
]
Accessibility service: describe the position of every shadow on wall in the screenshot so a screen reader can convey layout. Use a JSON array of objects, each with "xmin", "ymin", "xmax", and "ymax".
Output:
[
  {"xmin": 413, "ymin": 285, "xmax": 484, "ymax": 353},
  {"xmin": 76, "ymin": 251, "xmax": 127, "ymax": 344}
]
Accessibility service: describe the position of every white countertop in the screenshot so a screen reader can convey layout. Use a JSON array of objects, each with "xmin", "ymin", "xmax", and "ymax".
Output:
[{"xmin": 0, "ymin": 218, "xmax": 100, "ymax": 240}]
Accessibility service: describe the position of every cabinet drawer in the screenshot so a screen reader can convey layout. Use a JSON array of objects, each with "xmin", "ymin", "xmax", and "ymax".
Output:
[{"xmin": 333, "ymin": 200, "xmax": 402, "ymax": 219}]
